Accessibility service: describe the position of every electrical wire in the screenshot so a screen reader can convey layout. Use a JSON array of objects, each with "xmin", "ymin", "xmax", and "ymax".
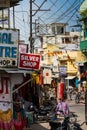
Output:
[
  {"xmin": 38, "ymin": 0, "xmax": 59, "ymax": 22},
  {"xmin": 47, "ymin": 0, "xmax": 80, "ymax": 23},
  {"xmin": 11, "ymin": 0, "xmax": 83, "ymax": 44},
  {"xmin": 55, "ymin": 1, "xmax": 80, "ymax": 22}
]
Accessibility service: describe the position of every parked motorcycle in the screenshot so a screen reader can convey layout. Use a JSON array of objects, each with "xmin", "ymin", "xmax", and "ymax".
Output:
[
  {"xmin": 28, "ymin": 99, "xmax": 56, "ymax": 122},
  {"xmin": 75, "ymin": 91, "xmax": 85, "ymax": 104}
]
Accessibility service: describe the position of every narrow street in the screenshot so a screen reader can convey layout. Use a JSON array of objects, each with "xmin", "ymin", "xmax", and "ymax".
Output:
[
  {"xmin": 69, "ymin": 100, "xmax": 86, "ymax": 130},
  {"xmin": 30, "ymin": 100, "xmax": 86, "ymax": 130}
]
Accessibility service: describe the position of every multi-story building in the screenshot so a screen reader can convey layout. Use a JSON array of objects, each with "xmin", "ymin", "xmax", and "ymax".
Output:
[
  {"xmin": 35, "ymin": 23, "xmax": 85, "ymax": 76},
  {"xmin": 34, "ymin": 22, "xmax": 86, "ymax": 89}
]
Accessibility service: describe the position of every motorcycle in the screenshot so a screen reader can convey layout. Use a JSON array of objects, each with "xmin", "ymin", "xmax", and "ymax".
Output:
[
  {"xmin": 28, "ymin": 100, "xmax": 56, "ymax": 122},
  {"xmin": 49, "ymin": 110, "xmax": 79, "ymax": 130},
  {"xmin": 75, "ymin": 92, "xmax": 85, "ymax": 104}
]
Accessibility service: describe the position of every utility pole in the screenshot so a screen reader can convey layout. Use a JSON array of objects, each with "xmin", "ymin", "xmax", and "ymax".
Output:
[
  {"xmin": 30, "ymin": 0, "xmax": 33, "ymax": 53},
  {"xmin": 29, "ymin": 0, "xmax": 50, "ymax": 53}
]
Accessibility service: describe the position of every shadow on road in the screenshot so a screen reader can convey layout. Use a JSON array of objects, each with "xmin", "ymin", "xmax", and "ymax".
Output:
[{"xmin": 30, "ymin": 122, "xmax": 50, "ymax": 130}]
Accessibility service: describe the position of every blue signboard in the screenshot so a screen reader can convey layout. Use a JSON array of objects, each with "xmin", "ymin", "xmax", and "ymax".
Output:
[{"xmin": 59, "ymin": 66, "xmax": 67, "ymax": 76}]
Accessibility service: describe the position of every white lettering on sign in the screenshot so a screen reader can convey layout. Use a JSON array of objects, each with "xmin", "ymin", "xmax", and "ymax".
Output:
[
  {"xmin": 0, "ymin": 29, "xmax": 18, "ymax": 68},
  {"xmin": 21, "ymin": 55, "xmax": 39, "ymax": 62},
  {"xmin": 19, "ymin": 53, "xmax": 40, "ymax": 70},
  {"xmin": 23, "ymin": 61, "xmax": 36, "ymax": 67}
]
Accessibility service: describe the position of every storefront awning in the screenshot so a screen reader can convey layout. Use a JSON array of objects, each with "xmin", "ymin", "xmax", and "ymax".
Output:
[
  {"xmin": 5, "ymin": 70, "xmax": 33, "ymax": 74},
  {"xmin": 65, "ymin": 76, "xmax": 76, "ymax": 80},
  {"xmin": 0, "ymin": 68, "xmax": 37, "ymax": 74}
]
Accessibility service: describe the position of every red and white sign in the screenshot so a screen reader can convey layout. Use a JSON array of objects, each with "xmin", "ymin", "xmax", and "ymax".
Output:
[
  {"xmin": 19, "ymin": 53, "xmax": 40, "ymax": 70},
  {"xmin": 0, "ymin": 77, "xmax": 11, "ymax": 111}
]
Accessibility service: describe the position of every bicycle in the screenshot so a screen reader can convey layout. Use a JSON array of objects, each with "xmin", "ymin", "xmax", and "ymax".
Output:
[
  {"xmin": 61, "ymin": 119, "xmax": 87, "ymax": 130},
  {"xmin": 70, "ymin": 121, "xmax": 87, "ymax": 130}
]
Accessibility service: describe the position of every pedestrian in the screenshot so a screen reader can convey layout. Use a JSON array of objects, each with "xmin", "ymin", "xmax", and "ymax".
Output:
[
  {"xmin": 56, "ymin": 98, "xmax": 63, "ymax": 116},
  {"xmin": 56, "ymin": 95, "xmax": 69, "ymax": 117},
  {"xmin": 62, "ymin": 95, "xmax": 69, "ymax": 116},
  {"xmin": 68, "ymin": 88, "xmax": 73, "ymax": 100}
]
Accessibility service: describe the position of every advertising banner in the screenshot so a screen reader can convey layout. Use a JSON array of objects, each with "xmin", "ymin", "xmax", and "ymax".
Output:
[
  {"xmin": 0, "ymin": 77, "xmax": 11, "ymax": 111},
  {"xmin": 59, "ymin": 66, "xmax": 67, "ymax": 76},
  {"xmin": 19, "ymin": 53, "xmax": 40, "ymax": 70},
  {"xmin": 19, "ymin": 44, "xmax": 28, "ymax": 53},
  {"xmin": 0, "ymin": 77, "xmax": 13, "ymax": 125},
  {"xmin": 43, "ymin": 68, "xmax": 52, "ymax": 84},
  {"xmin": 0, "ymin": 28, "xmax": 19, "ymax": 68}
]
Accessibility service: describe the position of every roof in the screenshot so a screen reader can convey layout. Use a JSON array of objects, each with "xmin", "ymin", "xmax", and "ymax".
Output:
[
  {"xmin": 51, "ymin": 22, "xmax": 68, "ymax": 26},
  {"xmin": 0, "ymin": 0, "xmax": 23, "ymax": 10},
  {"xmin": 65, "ymin": 76, "xmax": 76, "ymax": 80},
  {"xmin": 10, "ymin": 0, "xmax": 23, "ymax": 6}
]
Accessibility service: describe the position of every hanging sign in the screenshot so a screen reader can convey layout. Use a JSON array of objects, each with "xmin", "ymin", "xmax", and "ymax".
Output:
[
  {"xmin": 0, "ymin": 77, "xmax": 11, "ymax": 111},
  {"xmin": 19, "ymin": 53, "xmax": 40, "ymax": 70},
  {"xmin": 19, "ymin": 43, "xmax": 28, "ymax": 53},
  {"xmin": 59, "ymin": 66, "xmax": 67, "ymax": 76}
]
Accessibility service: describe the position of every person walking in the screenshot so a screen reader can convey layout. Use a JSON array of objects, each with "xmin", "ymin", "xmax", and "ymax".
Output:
[{"xmin": 56, "ymin": 95, "xmax": 69, "ymax": 117}]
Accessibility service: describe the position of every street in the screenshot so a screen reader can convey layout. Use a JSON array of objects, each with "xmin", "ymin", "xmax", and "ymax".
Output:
[
  {"xmin": 30, "ymin": 100, "xmax": 86, "ymax": 130},
  {"xmin": 69, "ymin": 100, "xmax": 86, "ymax": 130}
]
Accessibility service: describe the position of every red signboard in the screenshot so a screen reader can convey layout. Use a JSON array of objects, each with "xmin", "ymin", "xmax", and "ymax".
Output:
[{"xmin": 19, "ymin": 53, "xmax": 40, "ymax": 70}]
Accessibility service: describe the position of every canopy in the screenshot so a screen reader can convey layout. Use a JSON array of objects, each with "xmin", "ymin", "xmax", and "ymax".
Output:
[{"xmin": 65, "ymin": 76, "xmax": 76, "ymax": 80}]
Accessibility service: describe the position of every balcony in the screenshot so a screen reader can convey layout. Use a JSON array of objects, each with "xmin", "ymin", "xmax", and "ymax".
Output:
[{"xmin": 80, "ymin": 40, "xmax": 87, "ymax": 55}]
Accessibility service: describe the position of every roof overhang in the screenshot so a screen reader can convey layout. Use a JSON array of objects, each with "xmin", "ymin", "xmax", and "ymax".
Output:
[
  {"xmin": 0, "ymin": 0, "xmax": 23, "ymax": 10},
  {"xmin": 65, "ymin": 76, "xmax": 76, "ymax": 80},
  {"xmin": 0, "ymin": 68, "xmax": 35, "ymax": 74}
]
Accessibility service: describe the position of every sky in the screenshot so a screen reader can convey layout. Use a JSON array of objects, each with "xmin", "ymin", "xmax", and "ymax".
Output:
[{"xmin": 1, "ymin": 0, "xmax": 84, "ymax": 45}]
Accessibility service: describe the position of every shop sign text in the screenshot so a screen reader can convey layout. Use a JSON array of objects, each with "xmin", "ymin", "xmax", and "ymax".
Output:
[
  {"xmin": 19, "ymin": 53, "xmax": 40, "ymax": 70},
  {"xmin": 0, "ymin": 29, "xmax": 18, "ymax": 67}
]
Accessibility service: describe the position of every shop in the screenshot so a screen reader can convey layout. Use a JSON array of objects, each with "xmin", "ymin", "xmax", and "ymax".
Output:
[{"xmin": 0, "ymin": 28, "xmax": 42, "ymax": 129}]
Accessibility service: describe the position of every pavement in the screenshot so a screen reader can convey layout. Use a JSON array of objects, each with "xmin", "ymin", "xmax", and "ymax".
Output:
[{"xmin": 29, "ymin": 100, "xmax": 86, "ymax": 130}]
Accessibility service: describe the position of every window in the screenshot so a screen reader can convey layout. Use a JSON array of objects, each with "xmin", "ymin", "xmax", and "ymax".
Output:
[
  {"xmin": 52, "ymin": 26, "xmax": 55, "ymax": 34},
  {"xmin": 57, "ymin": 26, "xmax": 64, "ymax": 34}
]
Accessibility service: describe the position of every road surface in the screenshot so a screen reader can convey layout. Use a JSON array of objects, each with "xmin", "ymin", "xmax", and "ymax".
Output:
[{"xmin": 30, "ymin": 100, "xmax": 86, "ymax": 130}]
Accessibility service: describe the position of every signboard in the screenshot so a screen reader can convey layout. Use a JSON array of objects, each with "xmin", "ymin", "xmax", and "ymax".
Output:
[
  {"xmin": 19, "ymin": 53, "xmax": 40, "ymax": 70},
  {"xmin": 43, "ymin": 68, "xmax": 52, "ymax": 84},
  {"xmin": 0, "ymin": 0, "xmax": 10, "ymax": 8},
  {"xmin": 59, "ymin": 66, "xmax": 67, "ymax": 76},
  {"xmin": 0, "ymin": 77, "xmax": 11, "ymax": 111},
  {"xmin": 19, "ymin": 44, "xmax": 28, "ymax": 53},
  {"xmin": 0, "ymin": 28, "xmax": 19, "ymax": 68}
]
